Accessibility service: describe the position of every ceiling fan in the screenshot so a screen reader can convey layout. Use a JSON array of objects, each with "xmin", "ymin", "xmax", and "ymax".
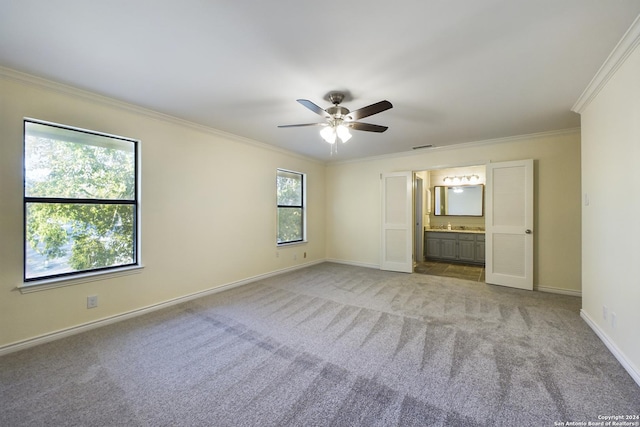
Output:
[{"xmin": 278, "ymin": 92, "xmax": 393, "ymax": 148}]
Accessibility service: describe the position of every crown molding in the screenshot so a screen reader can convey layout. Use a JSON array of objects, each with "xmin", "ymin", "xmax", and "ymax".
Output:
[
  {"xmin": 0, "ymin": 66, "xmax": 322, "ymax": 165},
  {"xmin": 572, "ymin": 14, "xmax": 640, "ymax": 114},
  {"xmin": 328, "ymin": 127, "xmax": 581, "ymax": 166},
  {"xmin": 0, "ymin": 65, "xmax": 583, "ymax": 167}
]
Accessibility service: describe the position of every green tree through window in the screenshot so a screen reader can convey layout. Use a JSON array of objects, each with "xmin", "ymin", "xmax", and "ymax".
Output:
[
  {"xmin": 277, "ymin": 169, "xmax": 305, "ymax": 244},
  {"xmin": 24, "ymin": 120, "xmax": 139, "ymax": 281}
]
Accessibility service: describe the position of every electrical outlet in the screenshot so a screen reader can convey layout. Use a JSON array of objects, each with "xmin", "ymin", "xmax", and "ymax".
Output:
[
  {"xmin": 87, "ymin": 295, "xmax": 98, "ymax": 309},
  {"xmin": 276, "ymin": 251, "xmax": 279, "ymax": 258},
  {"xmin": 611, "ymin": 312, "xmax": 617, "ymax": 329},
  {"xmin": 293, "ymin": 253, "xmax": 297, "ymax": 260},
  {"xmin": 603, "ymin": 305, "xmax": 608, "ymax": 321}
]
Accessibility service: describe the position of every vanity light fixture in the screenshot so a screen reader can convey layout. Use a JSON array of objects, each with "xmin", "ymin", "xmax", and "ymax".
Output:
[{"xmin": 443, "ymin": 174, "xmax": 480, "ymax": 185}]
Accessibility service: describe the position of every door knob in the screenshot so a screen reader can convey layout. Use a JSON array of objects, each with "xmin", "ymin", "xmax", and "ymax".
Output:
[{"xmin": 525, "ymin": 229, "xmax": 532, "ymax": 234}]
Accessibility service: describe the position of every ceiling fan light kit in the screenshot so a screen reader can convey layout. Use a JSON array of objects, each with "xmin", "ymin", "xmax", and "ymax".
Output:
[
  {"xmin": 320, "ymin": 122, "xmax": 352, "ymax": 145},
  {"xmin": 279, "ymin": 92, "xmax": 392, "ymax": 154}
]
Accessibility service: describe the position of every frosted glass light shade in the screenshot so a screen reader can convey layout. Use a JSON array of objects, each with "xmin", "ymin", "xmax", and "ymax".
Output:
[
  {"xmin": 320, "ymin": 126, "xmax": 337, "ymax": 144},
  {"xmin": 336, "ymin": 125, "xmax": 352, "ymax": 142}
]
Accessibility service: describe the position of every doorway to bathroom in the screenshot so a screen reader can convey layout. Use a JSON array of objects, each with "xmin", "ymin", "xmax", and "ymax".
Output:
[
  {"xmin": 382, "ymin": 159, "xmax": 533, "ymax": 290},
  {"xmin": 414, "ymin": 165, "xmax": 487, "ymax": 282}
]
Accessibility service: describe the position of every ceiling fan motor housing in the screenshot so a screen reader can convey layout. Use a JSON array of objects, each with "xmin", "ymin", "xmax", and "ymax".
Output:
[{"xmin": 326, "ymin": 105, "xmax": 350, "ymax": 118}]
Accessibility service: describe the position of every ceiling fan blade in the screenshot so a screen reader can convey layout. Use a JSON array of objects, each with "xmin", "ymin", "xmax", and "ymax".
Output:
[
  {"xmin": 346, "ymin": 122, "xmax": 389, "ymax": 133},
  {"xmin": 346, "ymin": 100, "xmax": 393, "ymax": 121},
  {"xmin": 278, "ymin": 123, "xmax": 325, "ymax": 128},
  {"xmin": 297, "ymin": 99, "xmax": 330, "ymax": 118}
]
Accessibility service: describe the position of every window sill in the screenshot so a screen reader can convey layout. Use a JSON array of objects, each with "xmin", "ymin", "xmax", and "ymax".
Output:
[
  {"xmin": 17, "ymin": 265, "xmax": 144, "ymax": 294},
  {"xmin": 277, "ymin": 240, "xmax": 308, "ymax": 248}
]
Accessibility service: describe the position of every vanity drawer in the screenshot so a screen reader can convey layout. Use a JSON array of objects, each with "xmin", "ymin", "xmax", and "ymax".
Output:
[
  {"xmin": 425, "ymin": 232, "xmax": 456, "ymax": 240},
  {"xmin": 476, "ymin": 234, "xmax": 485, "ymax": 242},
  {"xmin": 458, "ymin": 234, "xmax": 476, "ymax": 241}
]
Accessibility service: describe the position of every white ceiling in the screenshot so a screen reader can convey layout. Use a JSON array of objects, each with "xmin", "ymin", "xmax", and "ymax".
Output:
[{"xmin": 2, "ymin": 1, "xmax": 640, "ymax": 162}]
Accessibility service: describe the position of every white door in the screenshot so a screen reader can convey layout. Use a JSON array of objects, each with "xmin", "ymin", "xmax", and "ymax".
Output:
[
  {"xmin": 485, "ymin": 159, "xmax": 534, "ymax": 290},
  {"xmin": 381, "ymin": 172, "xmax": 413, "ymax": 273},
  {"xmin": 414, "ymin": 176, "xmax": 424, "ymax": 264}
]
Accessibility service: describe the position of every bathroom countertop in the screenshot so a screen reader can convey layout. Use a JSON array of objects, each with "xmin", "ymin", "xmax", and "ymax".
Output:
[{"xmin": 425, "ymin": 228, "xmax": 485, "ymax": 234}]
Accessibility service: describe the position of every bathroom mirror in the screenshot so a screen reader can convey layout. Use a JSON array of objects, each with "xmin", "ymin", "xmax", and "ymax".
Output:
[{"xmin": 433, "ymin": 185, "xmax": 484, "ymax": 216}]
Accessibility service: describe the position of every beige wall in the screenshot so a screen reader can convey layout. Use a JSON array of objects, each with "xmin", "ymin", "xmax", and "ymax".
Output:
[
  {"xmin": 579, "ymin": 38, "xmax": 640, "ymax": 380},
  {"xmin": 0, "ymin": 67, "xmax": 583, "ymax": 351},
  {"xmin": 0, "ymin": 71, "xmax": 326, "ymax": 349},
  {"xmin": 326, "ymin": 130, "xmax": 582, "ymax": 294}
]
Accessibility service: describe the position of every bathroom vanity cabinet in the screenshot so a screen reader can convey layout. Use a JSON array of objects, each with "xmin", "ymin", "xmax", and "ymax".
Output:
[{"xmin": 425, "ymin": 231, "xmax": 485, "ymax": 265}]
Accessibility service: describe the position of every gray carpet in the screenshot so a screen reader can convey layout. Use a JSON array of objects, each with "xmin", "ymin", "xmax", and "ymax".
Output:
[{"xmin": 1, "ymin": 262, "xmax": 638, "ymax": 426}]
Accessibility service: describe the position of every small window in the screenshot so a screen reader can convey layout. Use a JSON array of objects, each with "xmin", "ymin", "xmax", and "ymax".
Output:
[
  {"xmin": 23, "ymin": 119, "xmax": 139, "ymax": 282},
  {"xmin": 276, "ymin": 169, "xmax": 305, "ymax": 245}
]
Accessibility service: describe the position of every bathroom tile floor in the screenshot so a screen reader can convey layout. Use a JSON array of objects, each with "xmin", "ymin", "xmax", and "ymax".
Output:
[{"xmin": 415, "ymin": 260, "xmax": 485, "ymax": 282}]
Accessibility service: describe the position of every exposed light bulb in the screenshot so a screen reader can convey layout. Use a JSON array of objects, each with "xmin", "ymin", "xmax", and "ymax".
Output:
[
  {"xmin": 320, "ymin": 126, "xmax": 337, "ymax": 144},
  {"xmin": 444, "ymin": 174, "xmax": 482, "ymax": 185}
]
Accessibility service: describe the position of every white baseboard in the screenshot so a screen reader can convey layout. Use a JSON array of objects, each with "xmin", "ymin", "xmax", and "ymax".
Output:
[
  {"xmin": 326, "ymin": 261, "xmax": 586, "ymax": 299},
  {"xmin": 535, "ymin": 285, "xmax": 582, "ymax": 297},
  {"xmin": 0, "ymin": 259, "xmax": 325, "ymax": 357},
  {"xmin": 580, "ymin": 309, "xmax": 640, "ymax": 387},
  {"xmin": 325, "ymin": 258, "xmax": 380, "ymax": 269}
]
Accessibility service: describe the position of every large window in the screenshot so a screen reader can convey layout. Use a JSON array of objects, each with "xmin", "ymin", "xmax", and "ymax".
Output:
[
  {"xmin": 276, "ymin": 169, "xmax": 305, "ymax": 245},
  {"xmin": 23, "ymin": 119, "xmax": 139, "ymax": 282}
]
